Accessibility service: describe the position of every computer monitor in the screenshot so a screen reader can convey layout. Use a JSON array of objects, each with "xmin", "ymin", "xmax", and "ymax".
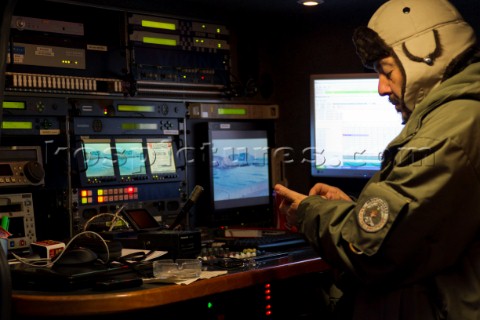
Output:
[
  {"xmin": 310, "ymin": 73, "xmax": 404, "ymax": 178},
  {"xmin": 200, "ymin": 122, "xmax": 273, "ymax": 226}
]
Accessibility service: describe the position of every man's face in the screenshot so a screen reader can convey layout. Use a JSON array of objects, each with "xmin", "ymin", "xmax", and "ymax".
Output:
[{"xmin": 374, "ymin": 56, "xmax": 410, "ymax": 123}]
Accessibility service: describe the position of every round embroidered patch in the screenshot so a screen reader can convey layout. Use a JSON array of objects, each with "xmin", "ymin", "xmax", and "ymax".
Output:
[{"xmin": 358, "ymin": 197, "xmax": 389, "ymax": 232}]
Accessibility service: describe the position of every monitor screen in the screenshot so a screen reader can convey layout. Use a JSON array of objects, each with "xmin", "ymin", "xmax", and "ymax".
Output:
[
  {"xmin": 82, "ymin": 138, "xmax": 115, "ymax": 178},
  {"xmin": 146, "ymin": 138, "xmax": 177, "ymax": 174},
  {"xmin": 310, "ymin": 73, "xmax": 404, "ymax": 178},
  {"xmin": 209, "ymin": 124, "xmax": 271, "ymax": 211},
  {"xmin": 114, "ymin": 139, "xmax": 147, "ymax": 176}
]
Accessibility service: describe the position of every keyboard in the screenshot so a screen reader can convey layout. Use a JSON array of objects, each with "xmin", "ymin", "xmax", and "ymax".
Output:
[{"xmin": 227, "ymin": 233, "xmax": 307, "ymax": 251}]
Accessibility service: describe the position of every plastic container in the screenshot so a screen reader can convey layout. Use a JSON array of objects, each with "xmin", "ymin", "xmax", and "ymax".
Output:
[{"xmin": 153, "ymin": 259, "xmax": 202, "ymax": 280}]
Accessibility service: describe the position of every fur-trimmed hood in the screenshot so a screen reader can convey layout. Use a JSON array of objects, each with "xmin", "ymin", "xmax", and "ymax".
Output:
[{"xmin": 353, "ymin": 0, "xmax": 477, "ymax": 112}]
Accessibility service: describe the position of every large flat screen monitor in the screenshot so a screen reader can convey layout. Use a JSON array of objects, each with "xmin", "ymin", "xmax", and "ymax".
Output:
[{"xmin": 310, "ymin": 73, "xmax": 404, "ymax": 178}]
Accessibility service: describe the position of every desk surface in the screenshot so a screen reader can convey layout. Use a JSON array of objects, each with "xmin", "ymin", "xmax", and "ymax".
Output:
[{"xmin": 12, "ymin": 249, "xmax": 329, "ymax": 317}]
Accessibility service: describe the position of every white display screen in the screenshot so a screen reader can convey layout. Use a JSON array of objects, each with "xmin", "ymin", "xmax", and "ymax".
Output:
[
  {"xmin": 310, "ymin": 73, "xmax": 404, "ymax": 178},
  {"xmin": 146, "ymin": 139, "xmax": 176, "ymax": 174}
]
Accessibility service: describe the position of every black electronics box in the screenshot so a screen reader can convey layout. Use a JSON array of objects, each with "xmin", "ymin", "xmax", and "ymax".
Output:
[{"xmin": 138, "ymin": 230, "xmax": 202, "ymax": 259}]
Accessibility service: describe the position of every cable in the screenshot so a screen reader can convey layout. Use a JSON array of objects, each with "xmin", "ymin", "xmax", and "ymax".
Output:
[
  {"xmin": 83, "ymin": 211, "xmax": 130, "ymax": 232},
  {"xmin": 11, "ymin": 231, "xmax": 111, "ymax": 268},
  {"xmin": 108, "ymin": 204, "xmax": 127, "ymax": 231}
]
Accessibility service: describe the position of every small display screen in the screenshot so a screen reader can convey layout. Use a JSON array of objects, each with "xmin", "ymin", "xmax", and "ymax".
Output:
[
  {"xmin": 123, "ymin": 208, "xmax": 160, "ymax": 231},
  {"xmin": 82, "ymin": 139, "xmax": 115, "ymax": 178},
  {"xmin": 0, "ymin": 164, "xmax": 13, "ymax": 176},
  {"xmin": 0, "ymin": 149, "xmax": 37, "ymax": 162},
  {"xmin": 6, "ymin": 216, "xmax": 25, "ymax": 238},
  {"xmin": 117, "ymin": 105, "xmax": 155, "ymax": 112},
  {"xmin": 2, "ymin": 121, "xmax": 33, "ymax": 129},
  {"xmin": 3, "ymin": 101, "xmax": 26, "ymax": 109},
  {"xmin": 146, "ymin": 139, "xmax": 176, "ymax": 174},
  {"xmin": 115, "ymin": 139, "xmax": 146, "ymax": 176}
]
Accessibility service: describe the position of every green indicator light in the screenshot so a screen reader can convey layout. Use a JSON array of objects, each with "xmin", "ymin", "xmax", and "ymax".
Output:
[
  {"xmin": 207, "ymin": 302, "xmax": 213, "ymax": 309},
  {"xmin": 121, "ymin": 123, "xmax": 138, "ymax": 130},
  {"xmin": 216, "ymin": 28, "xmax": 221, "ymax": 33},
  {"xmin": 117, "ymin": 105, "xmax": 155, "ymax": 112},
  {"xmin": 218, "ymin": 108, "xmax": 246, "ymax": 115},
  {"xmin": 142, "ymin": 20, "xmax": 176, "ymax": 30},
  {"xmin": 2, "ymin": 121, "xmax": 33, "ymax": 129},
  {"xmin": 3, "ymin": 101, "xmax": 26, "ymax": 109},
  {"xmin": 143, "ymin": 37, "xmax": 177, "ymax": 46}
]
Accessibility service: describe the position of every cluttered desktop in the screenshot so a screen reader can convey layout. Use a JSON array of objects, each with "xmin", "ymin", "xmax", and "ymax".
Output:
[
  {"xmin": 0, "ymin": 67, "xmax": 405, "ymax": 320},
  {"xmin": 1, "ymin": 103, "xmax": 326, "ymax": 319},
  {"xmin": 0, "ymin": 73, "xmax": 397, "ymax": 319}
]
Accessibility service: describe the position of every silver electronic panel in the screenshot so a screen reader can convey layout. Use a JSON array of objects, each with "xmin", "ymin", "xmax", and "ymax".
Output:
[{"xmin": 0, "ymin": 193, "xmax": 37, "ymax": 249}]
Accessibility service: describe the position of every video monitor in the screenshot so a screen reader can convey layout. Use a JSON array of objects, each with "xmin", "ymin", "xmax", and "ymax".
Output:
[
  {"xmin": 310, "ymin": 73, "xmax": 404, "ymax": 178},
  {"xmin": 146, "ymin": 138, "xmax": 177, "ymax": 174},
  {"xmin": 114, "ymin": 139, "xmax": 147, "ymax": 176},
  {"xmin": 81, "ymin": 138, "xmax": 115, "ymax": 179},
  {"xmin": 209, "ymin": 124, "xmax": 271, "ymax": 211}
]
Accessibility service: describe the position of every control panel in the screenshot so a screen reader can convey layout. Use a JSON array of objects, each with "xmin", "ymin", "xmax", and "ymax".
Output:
[
  {"xmin": 0, "ymin": 193, "xmax": 37, "ymax": 249},
  {"xmin": 0, "ymin": 146, "xmax": 45, "ymax": 187}
]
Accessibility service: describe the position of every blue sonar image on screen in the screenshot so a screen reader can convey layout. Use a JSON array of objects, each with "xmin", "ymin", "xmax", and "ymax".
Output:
[
  {"xmin": 211, "ymin": 136, "xmax": 269, "ymax": 209},
  {"xmin": 115, "ymin": 140, "xmax": 146, "ymax": 176},
  {"xmin": 83, "ymin": 141, "xmax": 115, "ymax": 178}
]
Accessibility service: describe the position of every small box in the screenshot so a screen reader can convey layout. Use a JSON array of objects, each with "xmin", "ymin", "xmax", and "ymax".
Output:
[
  {"xmin": 31, "ymin": 240, "xmax": 65, "ymax": 259},
  {"xmin": 153, "ymin": 259, "xmax": 202, "ymax": 280}
]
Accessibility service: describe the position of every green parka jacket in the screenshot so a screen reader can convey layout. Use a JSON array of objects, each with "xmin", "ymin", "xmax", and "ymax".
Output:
[{"xmin": 298, "ymin": 61, "xmax": 480, "ymax": 320}]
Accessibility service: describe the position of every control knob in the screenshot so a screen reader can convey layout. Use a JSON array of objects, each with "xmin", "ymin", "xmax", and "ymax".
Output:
[{"xmin": 23, "ymin": 161, "xmax": 45, "ymax": 184}]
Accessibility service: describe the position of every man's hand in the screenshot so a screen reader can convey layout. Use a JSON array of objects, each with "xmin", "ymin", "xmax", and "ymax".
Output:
[
  {"xmin": 308, "ymin": 183, "xmax": 352, "ymax": 201},
  {"xmin": 274, "ymin": 184, "xmax": 308, "ymax": 229}
]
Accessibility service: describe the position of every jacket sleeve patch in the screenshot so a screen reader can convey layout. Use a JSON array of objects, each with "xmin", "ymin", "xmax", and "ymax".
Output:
[
  {"xmin": 342, "ymin": 182, "xmax": 410, "ymax": 256},
  {"xmin": 358, "ymin": 197, "xmax": 389, "ymax": 233}
]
